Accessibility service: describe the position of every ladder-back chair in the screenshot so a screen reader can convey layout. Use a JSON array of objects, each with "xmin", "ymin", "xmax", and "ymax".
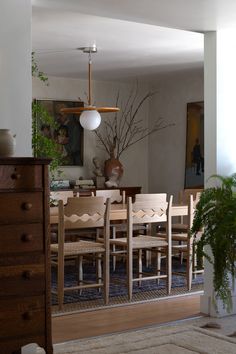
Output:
[
  {"xmin": 111, "ymin": 194, "xmax": 173, "ymax": 300},
  {"xmin": 51, "ymin": 196, "xmax": 111, "ymax": 309}
]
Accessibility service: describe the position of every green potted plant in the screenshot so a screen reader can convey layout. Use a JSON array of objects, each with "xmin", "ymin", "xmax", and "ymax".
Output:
[
  {"xmin": 32, "ymin": 52, "xmax": 63, "ymax": 182},
  {"xmin": 191, "ymin": 173, "xmax": 236, "ymax": 312}
]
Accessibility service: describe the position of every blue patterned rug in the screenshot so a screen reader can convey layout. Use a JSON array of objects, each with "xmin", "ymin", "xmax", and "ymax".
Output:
[{"xmin": 51, "ymin": 259, "xmax": 204, "ymax": 305}]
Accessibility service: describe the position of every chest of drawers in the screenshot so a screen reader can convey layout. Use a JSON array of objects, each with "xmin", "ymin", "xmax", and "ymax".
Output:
[{"xmin": 0, "ymin": 158, "xmax": 52, "ymax": 354}]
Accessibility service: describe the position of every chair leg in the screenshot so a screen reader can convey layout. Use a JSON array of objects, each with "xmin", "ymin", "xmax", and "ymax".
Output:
[
  {"xmin": 112, "ymin": 226, "xmax": 116, "ymax": 271},
  {"xmin": 57, "ymin": 255, "xmax": 64, "ymax": 310},
  {"xmin": 78, "ymin": 255, "xmax": 83, "ymax": 295},
  {"xmin": 127, "ymin": 247, "xmax": 133, "ymax": 301},
  {"xmin": 104, "ymin": 250, "xmax": 109, "ymax": 305},
  {"xmin": 167, "ymin": 246, "xmax": 171, "ymax": 295},
  {"xmin": 145, "ymin": 224, "xmax": 152, "ymax": 267},
  {"xmin": 192, "ymin": 243, "xmax": 197, "ymax": 279},
  {"xmin": 187, "ymin": 244, "xmax": 193, "ymax": 291},
  {"xmin": 96, "ymin": 254, "xmax": 102, "ymax": 293},
  {"xmin": 156, "ymin": 250, "xmax": 161, "ymax": 285},
  {"xmin": 138, "ymin": 249, "xmax": 142, "ymax": 287}
]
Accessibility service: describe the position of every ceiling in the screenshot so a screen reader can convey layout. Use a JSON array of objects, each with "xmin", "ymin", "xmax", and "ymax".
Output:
[{"xmin": 32, "ymin": 0, "xmax": 236, "ymax": 82}]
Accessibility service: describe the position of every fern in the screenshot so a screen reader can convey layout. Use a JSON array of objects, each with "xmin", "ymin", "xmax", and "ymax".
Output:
[{"xmin": 191, "ymin": 173, "xmax": 236, "ymax": 312}]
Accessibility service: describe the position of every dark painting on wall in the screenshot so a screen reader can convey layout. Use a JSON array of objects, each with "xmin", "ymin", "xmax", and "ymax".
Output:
[
  {"xmin": 184, "ymin": 101, "xmax": 204, "ymax": 188},
  {"xmin": 35, "ymin": 99, "xmax": 84, "ymax": 166}
]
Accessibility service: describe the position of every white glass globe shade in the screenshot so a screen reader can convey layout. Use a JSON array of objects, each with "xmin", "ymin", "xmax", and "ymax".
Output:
[{"xmin": 79, "ymin": 110, "xmax": 101, "ymax": 130}]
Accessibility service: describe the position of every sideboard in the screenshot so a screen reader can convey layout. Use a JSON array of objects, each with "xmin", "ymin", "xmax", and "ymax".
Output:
[
  {"xmin": 0, "ymin": 157, "xmax": 52, "ymax": 354},
  {"xmin": 97, "ymin": 186, "xmax": 142, "ymax": 201},
  {"xmin": 53, "ymin": 186, "xmax": 142, "ymax": 201}
]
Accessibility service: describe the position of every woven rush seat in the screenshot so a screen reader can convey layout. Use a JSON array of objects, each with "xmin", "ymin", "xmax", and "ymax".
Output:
[
  {"xmin": 171, "ymin": 223, "xmax": 188, "ymax": 232},
  {"xmin": 111, "ymin": 223, "xmax": 147, "ymax": 232},
  {"xmin": 51, "ymin": 240, "xmax": 105, "ymax": 256},
  {"xmin": 111, "ymin": 235, "xmax": 168, "ymax": 249},
  {"xmin": 157, "ymin": 231, "xmax": 188, "ymax": 242}
]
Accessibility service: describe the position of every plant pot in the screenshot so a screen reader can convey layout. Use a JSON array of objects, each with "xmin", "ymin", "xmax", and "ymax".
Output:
[
  {"xmin": 0, "ymin": 129, "xmax": 15, "ymax": 157},
  {"xmin": 104, "ymin": 157, "xmax": 123, "ymax": 187}
]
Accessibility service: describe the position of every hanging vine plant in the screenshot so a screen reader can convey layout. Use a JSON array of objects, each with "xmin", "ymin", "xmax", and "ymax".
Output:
[
  {"xmin": 191, "ymin": 173, "xmax": 236, "ymax": 312},
  {"xmin": 32, "ymin": 52, "xmax": 63, "ymax": 180}
]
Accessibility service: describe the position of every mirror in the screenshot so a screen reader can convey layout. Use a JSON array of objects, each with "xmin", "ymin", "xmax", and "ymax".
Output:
[{"xmin": 184, "ymin": 101, "xmax": 204, "ymax": 188}]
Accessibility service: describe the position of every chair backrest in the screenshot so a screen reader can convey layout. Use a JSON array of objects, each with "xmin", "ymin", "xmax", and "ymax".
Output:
[
  {"xmin": 96, "ymin": 189, "xmax": 125, "ymax": 204},
  {"xmin": 61, "ymin": 196, "xmax": 110, "ymax": 229},
  {"xmin": 50, "ymin": 190, "xmax": 75, "ymax": 205},
  {"xmin": 128, "ymin": 194, "xmax": 172, "ymax": 226},
  {"xmin": 179, "ymin": 188, "xmax": 203, "ymax": 205},
  {"xmin": 135, "ymin": 193, "xmax": 167, "ymax": 203},
  {"xmin": 188, "ymin": 194, "xmax": 194, "ymax": 229},
  {"xmin": 178, "ymin": 189, "xmax": 202, "ymax": 224},
  {"xmin": 58, "ymin": 196, "xmax": 111, "ymax": 252},
  {"xmin": 127, "ymin": 194, "xmax": 173, "ymax": 247}
]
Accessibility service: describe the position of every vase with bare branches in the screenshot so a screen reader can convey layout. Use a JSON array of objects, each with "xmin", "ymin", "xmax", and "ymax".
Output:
[{"xmin": 94, "ymin": 87, "xmax": 174, "ymax": 186}]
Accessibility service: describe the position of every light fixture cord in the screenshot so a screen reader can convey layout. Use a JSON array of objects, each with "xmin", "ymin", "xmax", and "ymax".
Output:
[{"xmin": 88, "ymin": 51, "xmax": 92, "ymax": 106}]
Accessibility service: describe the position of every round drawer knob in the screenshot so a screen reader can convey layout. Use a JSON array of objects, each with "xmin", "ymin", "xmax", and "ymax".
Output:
[
  {"xmin": 22, "ymin": 311, "xmax": 33, "ymax": 320},
  {"xmin": 11, "ymin": 173, "xmax": 21, "ymax": 180},
  {"xmin": 22, "ymin": 270, "xmax": 33, "ymax": 279},
  {"xmin": 22, "ymin": 202, "xmax": 32, "ymax": 211},
  {"xmin": 21, "ymin": 233, "xmax": 33, "ymax": 242}
]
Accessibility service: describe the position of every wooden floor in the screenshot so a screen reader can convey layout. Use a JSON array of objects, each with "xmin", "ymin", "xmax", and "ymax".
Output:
[{"xmin": 52, "ymin": 294, "xmax": 201, "ymax": 343}]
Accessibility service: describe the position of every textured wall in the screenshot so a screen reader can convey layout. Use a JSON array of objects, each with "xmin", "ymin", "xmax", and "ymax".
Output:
[
  {"xmin": 0, "ymin": 0, "xmax": 32, "ymax": 156},
  {"xmin": 148, "ymin": 68, "xmax": 204, "ymax": 200}
]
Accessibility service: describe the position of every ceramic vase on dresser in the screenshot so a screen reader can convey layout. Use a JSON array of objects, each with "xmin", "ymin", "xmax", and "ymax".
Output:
[{"xmin": 0, "ymin": 129, "xmax": 15, "ymax": 157}]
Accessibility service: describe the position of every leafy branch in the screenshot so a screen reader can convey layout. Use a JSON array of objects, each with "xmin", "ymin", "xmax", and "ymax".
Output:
[
  {"xmin": 32, "ymin": 52, "xmax": 63, "ymax": 180},
  {"xmin": 94, "ymin": 86, "xmax": 174, "ymax": 159}
]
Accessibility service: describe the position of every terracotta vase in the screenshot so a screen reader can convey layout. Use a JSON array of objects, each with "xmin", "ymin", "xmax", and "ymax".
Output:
[
  {"xmin": 104, "ymin": 156, "xmax": 123, "ymax": 187},
  {"xmin": 0, "ymin": 129, "xmax": 15, "ymax": 157}
]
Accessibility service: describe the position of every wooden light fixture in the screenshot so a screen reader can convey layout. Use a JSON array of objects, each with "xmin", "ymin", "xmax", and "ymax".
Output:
[{"xmin": 60, "ymin": 45, "xmax": 119, "ymax": 130}]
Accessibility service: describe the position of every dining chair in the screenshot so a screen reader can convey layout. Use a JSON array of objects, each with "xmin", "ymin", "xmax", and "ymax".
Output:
[
  {"xmin": 171, "ymin": 190, "xmax": 202, "ymax": 266},
  {"xmin": 172, "ymin": 188, "xmax": 203, "ymax": 233},
  {"xmin": 158, "ymin": 194, "xmax": 204, "ymax": 290},
  {"xmin": 50, "ymin": 190, "xmax": 79, "ymax": 243},
  {"xmin": 110, "ymin": 194, "xmax": 173, "ymax": 300},
  {"xmin": 95, "ymin": 189, "xmax": 125, "ymax": 270},
  {"xmin": 134, "ymin": 193, "xmax": 168, "ymax": 266},
  {"xmin": 50, "ymin": 196, "xmax": 111, "ymax": 309},
  {"xmin": 96, "ymin": 189, "xmax": 125, "ymax": 204},
  {"xmin": 50, "ymin": 190, "xmax": 75, "ymax": 205}
]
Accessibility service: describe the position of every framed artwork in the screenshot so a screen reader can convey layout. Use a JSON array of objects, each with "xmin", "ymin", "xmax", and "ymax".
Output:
[
  {"xmin": 184, "ymin": 101, "xmax": 204, "ymax": 188},
  {"xmin": 35, "ymin": 99, "xmax": 84, "ymax": 166}
]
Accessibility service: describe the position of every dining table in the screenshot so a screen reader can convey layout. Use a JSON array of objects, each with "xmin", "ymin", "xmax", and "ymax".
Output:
[{"xmin": 50, "ymin": 203, "xmax": 188, "ymax": 225}]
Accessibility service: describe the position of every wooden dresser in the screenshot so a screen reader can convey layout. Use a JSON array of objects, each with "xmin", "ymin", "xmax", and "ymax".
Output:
[{"xmin": 0, "ymin": 158, "xmax": 52, "ymax": 354}]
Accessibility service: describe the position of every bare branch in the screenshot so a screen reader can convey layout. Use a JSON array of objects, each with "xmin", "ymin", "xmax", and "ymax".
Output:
[{"xmin": 94, "ymin": 86, "xmax": 174, "ymax": 159}]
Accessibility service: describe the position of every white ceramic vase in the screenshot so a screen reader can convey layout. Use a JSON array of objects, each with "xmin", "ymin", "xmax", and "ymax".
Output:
[{"xmin": 0, "ymin": 129, "xmax": 15, "ymax": 157}]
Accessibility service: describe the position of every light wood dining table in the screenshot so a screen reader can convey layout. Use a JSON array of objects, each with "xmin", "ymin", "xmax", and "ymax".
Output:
[{"xmin": 50, "ymin": 203, "xmax": 188, "ymax": 225}]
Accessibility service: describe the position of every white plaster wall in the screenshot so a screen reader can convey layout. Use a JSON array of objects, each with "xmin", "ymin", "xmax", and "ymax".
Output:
[
  {"xmin": 32, "ymin": 76, "xmax": 149, "ymax": 191},
  {"xmin": 148, "ymin": 68, "xmax": 204, "ymax": 200},
  {"xmin": 0, "ymin": 0, "xmax": 32, "ymax": 156}
]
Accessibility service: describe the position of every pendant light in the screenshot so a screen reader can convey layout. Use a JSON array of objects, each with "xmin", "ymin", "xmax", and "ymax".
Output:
[{"xmin": 60, "ymin": 45, "xmax": 119, "ymax": 130}]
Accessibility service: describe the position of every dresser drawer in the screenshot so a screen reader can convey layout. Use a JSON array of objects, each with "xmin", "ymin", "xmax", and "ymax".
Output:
[
  {"xmin": 0, "ymin": 296, "xmax": 45, "ymax": 339},
  {"xmin": 0, "ymin": 164, "xmax": 42, "ymax": 189},
  {"xmin": 0, "ymin": 261, "xmax": 45, "ymax": 297},
  {"xmin": 0, "ymin": 192, "xmax": 43, "ymax": 224},
  {"xmin": 0, "ymin": 223, "xmax": 43, "ymax": 255}
]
